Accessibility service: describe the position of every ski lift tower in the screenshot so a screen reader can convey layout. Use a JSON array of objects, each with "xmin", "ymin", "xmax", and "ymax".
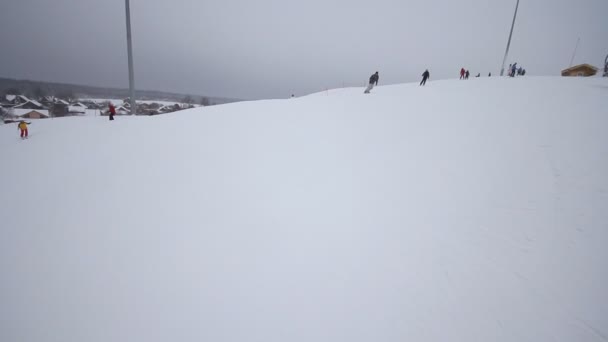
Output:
[
  {"xmin": 500, "ymin": 0, "xmax": 520, "ymax": 76},
  {"xmin": 124, "ymin": 0, "xmax": 136, "ymax": 115}
]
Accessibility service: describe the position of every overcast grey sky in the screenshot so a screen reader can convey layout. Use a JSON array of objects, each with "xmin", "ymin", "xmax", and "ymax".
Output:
[{"xmin": 0, "ymin": 0, "xmax": 606, "ymax": 99}]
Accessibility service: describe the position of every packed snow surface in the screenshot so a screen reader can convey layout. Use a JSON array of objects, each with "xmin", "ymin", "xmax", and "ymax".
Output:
[{"xmin": 1, "ymin": 77, "xmax": 607, "ymax": 342}]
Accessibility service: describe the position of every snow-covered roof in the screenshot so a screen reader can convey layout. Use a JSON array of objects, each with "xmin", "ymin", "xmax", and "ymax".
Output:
[
  {"xmin": 561, "ymin": 63, "xmax": 599, "ymax": 73},
  {"xmin": 68, "ymin": 106, "xmax": 86, "ymax": 113},
  {"xmin": 9, "ymin": 108, "xmax": 49, "ymax": 118},
  {"xmin": 115, "ymin": 106, "xmax": 130, "ymax": 114},
  {"xmin": 29, "ymin": 99, "xmax": 43, "ymax": 107},
  {"xmin": 14, "ymin": 95, "xmax": 35, "ymax": 104},
  {"xmin": 12, "ymin": 100, "xmax": 44, "ymax": 109},
  {"xmin": 2, "ymin": 95, "xmax": 42, "ymax": 106}
]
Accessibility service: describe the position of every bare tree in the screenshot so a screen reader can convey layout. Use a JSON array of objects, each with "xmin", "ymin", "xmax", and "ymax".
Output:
[
  {"xmin": 200, "ymin": 97, "xmax": 210, "ymax": 106},
  {"xmin": 33, "ymin": 86, "xmax": 47, "ymax": 99},
  {"xmin": 183, "ymin": 95, "xmax": 193, "ymax": 104},
  {"xmin": 56, "ymin": 89, "xmax": 75, "ymax": 102},
  {"xmin": 3, "ymin": 87, "xmax": 21, "ymax": 96}
]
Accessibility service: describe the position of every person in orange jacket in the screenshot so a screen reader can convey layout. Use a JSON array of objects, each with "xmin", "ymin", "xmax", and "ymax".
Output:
[{"xmin": 18, "ymin": 120, "xmax": 31, "ymax": 139}]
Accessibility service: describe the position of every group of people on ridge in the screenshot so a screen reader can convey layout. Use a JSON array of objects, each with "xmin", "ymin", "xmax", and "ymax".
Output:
[
  {"xmin": 508, "ymin": 63, "xmax": 526, "ymax": 77},
  {"xmin": 460, "ymin": 68, "xmax": 471, "ymax": 80},
  {"xmin": 363, "ymin": 63, "xmax": 524, "ymax": 94}
]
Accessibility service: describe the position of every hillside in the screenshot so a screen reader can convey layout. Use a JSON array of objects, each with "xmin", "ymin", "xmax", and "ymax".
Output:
[
  {"xmin": 1, "ymin": 77, "xmax": 607, "ymax": 342},
  {"xmin": 0, "ymin": 77, "xmax": 240, "ymax": 105}
]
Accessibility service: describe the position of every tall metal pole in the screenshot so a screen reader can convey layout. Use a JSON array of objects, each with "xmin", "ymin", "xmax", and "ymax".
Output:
[
  {"xmin": 500, "ymin": 0, "xmax": 520, "ymax": 76},
  {"xmin": 569, "ymin": 37, "xmax": 580, "ymax": 67},
  {"xmin": 125, "ymin": 0, "xmax": 136, "ymax": 115}
]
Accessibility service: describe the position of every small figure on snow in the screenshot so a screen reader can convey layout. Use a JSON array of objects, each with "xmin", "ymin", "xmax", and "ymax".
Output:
[
  {"xmin": 420, "ymin": 69, "xmax": 430, "ymax": 86},
  {"xmin": 488, "ymin": 72, "xmax": 492, "ymax": 77},
  {"xmin": 460, "ymin": 68, "xmax": 466, "ymax": 80},
  {"xmin": 476, "ymin": 73, "xmax": 480, "ymax": 77},
  {"xmin": 364, "ymin": 71, "xmax": 379, "ymax": 94},
  {"xmin": 18, "ymin": 120, "xmax": 30, "ymax": 139},
  {"xmin": 510, "ymin": 63, "xmax": 518, "ymax": 77},
  {"xmin": 108, "ymin": 103, "xmax": 116, "ymax": 121},
  {"xmin": 465, "ymin": 70, "xmax": 470, "ymax": 79}
]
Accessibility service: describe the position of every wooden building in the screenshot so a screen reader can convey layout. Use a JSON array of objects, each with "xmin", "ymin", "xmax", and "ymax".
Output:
[
  {"xmin": 561, "ymin": 64, "xmax": 598, "ymax": 77},
  {"xmin": 19, "ymin": 110, "xmax": 49, "ymax": 119}
]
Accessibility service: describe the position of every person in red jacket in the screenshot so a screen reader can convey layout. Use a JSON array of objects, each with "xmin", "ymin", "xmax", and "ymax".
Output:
[
  {"xmin": 460, "ymin": 68, "xmax": 466, "ymax": 80},
  {"xmin": 108, "ymin": 103, "xmax": 116, "ymax": 121}
]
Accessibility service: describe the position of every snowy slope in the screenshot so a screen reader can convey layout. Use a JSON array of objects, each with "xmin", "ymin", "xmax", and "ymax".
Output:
[{"xmin": 1, "ymin": 77, "xmax": 607, "ymax": 342}]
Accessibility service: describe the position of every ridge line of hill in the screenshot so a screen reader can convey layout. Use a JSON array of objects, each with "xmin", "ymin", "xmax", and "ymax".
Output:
[{"xmin": 0, "ymin": 77, "xmax": 241, "ymax": 105}]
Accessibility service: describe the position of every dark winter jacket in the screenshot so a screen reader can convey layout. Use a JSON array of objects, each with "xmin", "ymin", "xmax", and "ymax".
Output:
[
  {"xmin": 422, "ymin": 70, "xmax": 430, "ymax": 79},
  {"xmin": 369, "ymin": 73, "xmax": 379, "ymax": 85}
]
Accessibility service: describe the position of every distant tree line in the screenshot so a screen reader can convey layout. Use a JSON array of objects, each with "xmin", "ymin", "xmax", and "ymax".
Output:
[{"xmin": 0, "ymin": 77, "xmax": 235, "ymax": 105}]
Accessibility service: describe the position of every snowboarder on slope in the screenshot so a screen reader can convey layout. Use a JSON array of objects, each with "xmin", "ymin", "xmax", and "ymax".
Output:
[
  {"xmin": 420, "ymin": 69, "xmax": 430, "ymax": 86},
  {"xmin": 364, "ymin": 71, "xmax": 379, "ymax": 93},
  {"xmin": 108, "ymin": 103, "xmax": 116, "ymax": 121},
  {"xmin": 18, "ymin": 120, "xmax": 30, "ymax": 139},
  {"xmin": 460, "ymin": 68, "xmax": 466, "ymax": 80}
]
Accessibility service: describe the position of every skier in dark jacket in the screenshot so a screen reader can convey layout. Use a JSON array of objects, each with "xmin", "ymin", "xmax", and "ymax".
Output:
[
  {"xmin": 465, "ymin": 70, "xmax": 470, "ymax": 79},
  {"xmin": 420, "ymin": 69, "xmax": 430, "ymax": 86},
  {"xmin": 364, "ymin": 71, "xmax": 379, "ymax": 93}
]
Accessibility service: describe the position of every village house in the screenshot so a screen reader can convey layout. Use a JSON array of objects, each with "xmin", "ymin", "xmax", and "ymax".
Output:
[
  {"xmin": 16, "ymin": 109, "xmax": 50, "ymax": 119},
  {"xmin": 39, "ymin": 96, "xmax": 56, "ymax": 107},
  {"xmin": 561, "ymin": 63, "xmax": 598, "ymax": 77},
  {"xmin": 4, "ymin": 108, "xmax": 50, "ymax": 119},
  {"xmin": 3, "ymin": 95, "xmax": 46, "ymax": 109},
  {"xmin": 12, "ymin": 100, "xmax": 45, "ymax": 110},
  {"xmin": 51, "ymin": 103, "xmax": 69, "ymax": 117},
  {"xmin": 67, "ymin": 105, "xmax": 86, "ymax": 115},
  {"xmin": 69, "ymin": 102, "xmax": 88, "ymax": 109},
  {"xmin": 80, "ymin": 100, "xmax": 101, "ymax": 109}
]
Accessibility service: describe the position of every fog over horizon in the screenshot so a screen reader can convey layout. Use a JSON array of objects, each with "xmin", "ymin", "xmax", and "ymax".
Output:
[{"xmin": 1, "ymin": 0, "xmax": 606, "ymax": 99}]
